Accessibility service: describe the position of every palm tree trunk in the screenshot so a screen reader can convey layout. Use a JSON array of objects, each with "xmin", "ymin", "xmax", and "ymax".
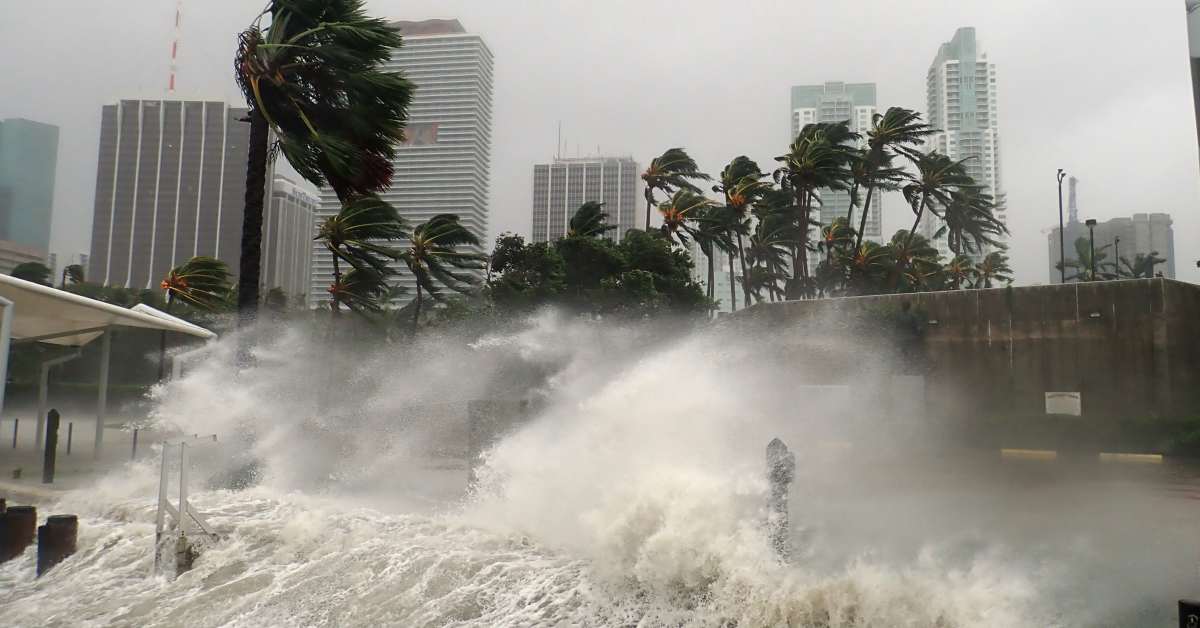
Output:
[
  {"xmin": 855, "ymin": 184, "xmax": 876, "ymax": 250},
  {"xmin": 330, "ymin": 253, "xmax": 342, "ymax": 316},
  {"xmin": 644, "ymin": 194, "xmax": 653, "ymax": 231},
  {"xmin": 894, "ymin": 192, "xmax": 930, "ymax": 289},
  {"xmin": 237, "ymin": 107, "xmax": 269, "ymax": 326},
  {"xmin": 706, "ymin": 251, "xmax": 715, "ymax": 317},
  {"xmin": 845, "ymin": 182, "xmax": 859, "ymax": 239},
  {"xmin": 727, "ymin": 241, "xmax": 738, "ymax": 312},
  {"xmin": 736, "ymin": 232, "xmax": 751, "ymax": 307},
  {"xmin": 413, "ymin": 281, "xmax": 422, "ymax": 333}
]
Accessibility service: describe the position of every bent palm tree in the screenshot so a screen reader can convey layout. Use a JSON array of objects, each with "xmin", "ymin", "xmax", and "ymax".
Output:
[
  {"xmin": 642, "ymin": 148, "xmax": 709, "ymax": 231},
  {"xmin": 714, "ymin": 156, "xmax": 770, "ymax": 307},
  {"xmin": 567, "ymin": 201, "xmax": 617, "ymax": 239},
  {"xmin": 657, "ymin": 190, "xmax": 716, "ymax": 247},
  {"xmin": 328, "ymin": 267, "xmax": 390, "ymax": 315},
  {"xmin": 158, "ymin": 257, "xmax": 231, "ymax": 379},
  {"xmin": 60, "ymin": 264, "xmax": 84, "ymax": 288},
  {"xmin": 936, "ymin": 187, "xmax": 1007, "ymax": 256},
  {"xmin": 11, "ymin": 262, "xmax": 51, "ymax": 286},
  {"xmin": 855, "ymin": 107, "xmax": 936, "ymax": 250},
  {"xmin": 234, "ymin": 0, "xmax": 413, "ymax": 319},
  {"xmin": 899, "ymin": 152, "xmax": 972, "ymax": 261},
  {"xmin": 401, "ymin": 214, "xmax": 484, "ymax": 331},
  {"xmin": 944, "ymin": 254, "xmax": 977, "ymax": 290},
  {"xmin": 314, "ymin": 195, "xmax": 407, "ymax": 312},
  {"xmin": 975, "ymin": 250, "xmax": 1013, "ymax": 288}
]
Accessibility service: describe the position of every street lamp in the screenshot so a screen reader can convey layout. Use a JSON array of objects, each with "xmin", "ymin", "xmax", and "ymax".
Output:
[
  {"xmin": 1085, "ymin": 218, "xmax": 1098, "ymax": 281},
  {"xmin": 1057, "ymin": 169, "xmax": 1067, "ymax": 283}
]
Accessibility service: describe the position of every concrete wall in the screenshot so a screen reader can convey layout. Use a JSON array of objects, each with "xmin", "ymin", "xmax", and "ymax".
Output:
[{"xmin": 740, "ymin": 279, "xmax": 1200, "ymax": 422}]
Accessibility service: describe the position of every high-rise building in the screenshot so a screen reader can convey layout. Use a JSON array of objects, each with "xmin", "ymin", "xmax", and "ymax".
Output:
[
  {"xmin": 0, "ymin": 118, "xmax": 59, "ymax": 253},
  {"xmin": 923, "ymin": 27, "xmax": 1004, "ymax": 259},
  {"xmin": 87, "ymin": 99, "xmax": 249, "ymax": 288},
  {"xmin": 531, "ymin": 156, "xmax": 640, "ymax": 243},
  {"xmin": 262, "ymin": 176, "xmax": 317, "ymax": 304},
  {"xmin": 310, "ymin": 19, "xmax": 494, "ymax": 308},
  {"xmin": 688, "ymin": 238, "xmax": 743, "ymax": 314},
  {"xmin": 1047, "ymin": 213, "xmax": 1175, "ymax": 282},
  {"xmin": 789, "ymin": 82, "xmax": 882, "ymax": 240}
]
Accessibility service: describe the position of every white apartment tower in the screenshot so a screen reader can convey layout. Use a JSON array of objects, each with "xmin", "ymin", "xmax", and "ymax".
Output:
[
  {"xmin": 262, "ymin": 176, "xmax": 317, "ymax": 303},
  {"xmin": 310, "ymin": 19, "xmax": 494, "ymax": 306},
  {"xmin": 790, "ymin": 82, "xmax": 882, "ymax": 240},
  {"xmin": 923, "ymin": 27, "xmax": 1004, "ymax": 259}
]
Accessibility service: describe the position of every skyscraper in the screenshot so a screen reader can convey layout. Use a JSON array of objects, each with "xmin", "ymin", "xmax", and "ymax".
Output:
[
  {"xmin": 1047, "ymin": 213, "xmax": 1175, "ymax": 282},
  {"xmin": 0, "ymin": 118, "xmax": 59, "ymax": 253},
  {"xmin": 262, "ymin": 176, "xmax": 317, "ymax": 303},
  {"xmin": 87, "ymin": 99, "xmax": 249, "ymax": 288},
  {"xmin": 531, "ymin": 156, "xmax": 640, "ymax": 243},
  {"xmin": 310, "ymin": 19, "xmax": 494, "ymax": 307},
  {"xmin": 789, "ymin": 82, "xmax": 881, "ymax": 240},
  {"xmin": 923, "ymin": 27, "xmax": 1004, "ymax": 259}
]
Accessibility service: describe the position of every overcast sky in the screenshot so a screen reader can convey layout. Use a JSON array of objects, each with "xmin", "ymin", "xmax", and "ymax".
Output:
[{"xmin": 1, "ymin": 0, "xmax": 1196, "ymax": 284}]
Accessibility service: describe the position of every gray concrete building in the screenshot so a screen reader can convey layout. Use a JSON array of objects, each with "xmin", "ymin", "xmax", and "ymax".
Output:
[
  {"xmin": 311, "ymin": 19, "xmax": 494, "ymax": 308},
  {"xmin": 87, "ymin": 99, "xmax": 249, "ymax": 288},
  {"xmin": 531, "ymin": 156, "xmax": 640, "ymax": 243},
  {"xmin": 0, "ymin": 118, "xmax": 59, "ymax": 254},
  {"xmin": 1048, "ymin": 213, "xmax": 1175, "ymax": 282},
  {"xmin": 262, "ymin": 176, "xmax": 317, "ymax": 304}
]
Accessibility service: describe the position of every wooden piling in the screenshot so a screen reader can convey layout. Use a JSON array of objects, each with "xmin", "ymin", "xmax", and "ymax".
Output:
[
  {"xmin": 11, "ymin": 418, "xmax": 17, "ymax": 448},
  {"xmin": 66, "ymin": 422, "xmax": 72, "ymax": 455},
  {"xmin": 0, "ymin": 505, "xmax": 37, "ymax": 563},
  {"xmin": 36, "ymin": 514, "xmax": 78, "ymax": 576},
  {"xmin": 42, "ymin": 410, "xmax": 60, "ymax": 484}
]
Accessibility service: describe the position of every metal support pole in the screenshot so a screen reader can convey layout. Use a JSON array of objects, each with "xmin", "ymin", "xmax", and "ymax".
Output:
[
  {"xmin": 66, "ymin": 422, "xmax": 72, "ymax": 455},
  {"xmin": 0, "ymin": 296, "xmax": 14, "ymax": 422},
  {"xmin": 1057, "ymin": 170, "xmax": 1067, "ymax": 284},
  {"xmin": 36, "ymin": 351, "xmax": 81, "ymax": 451},
  {"xmin": 94, "ymin": 327, "xmax": 112, "ymax": 458},
  {"xmin": 42, "ymin": 409, "xmax": 60, "ymax": 484},
  {"xmin": 11, "ymin": 418, "xmax": 17, "ymax": 449},
  {"xmin": 178, "ymin": 442, "xmax": 188, "ymax": 531},
  {"xmin": 154, "ymin": 443, "xmax": 168, "ymax": 572}
]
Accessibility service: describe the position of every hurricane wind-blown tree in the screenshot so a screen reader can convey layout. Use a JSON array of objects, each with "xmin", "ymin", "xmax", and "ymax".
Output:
[
  {"xmin": 158, "ymin": 256, "xmax": 231, "ymax": 379},
  {"xmin": 1119, "ymin": 252, "xmax": 1167, "ymax": 279},
  {"xmin": 714, "ymin": 156, "xmax": 770, "ymax": 308},
  {"xmin": 400, "ymin": 214, "xmax": 484, "ymax": 331},
  {"xmin": 854, "ymin": 107, "xmax": 937, "ymax": 250},
  {"xmin": 642, "ymin": 148, "xmax": 709, "ymax": 231},
  {"xmin": 60, "ymin": 264, "xmax": 84, "ymax": 288},
  {"xmin": 943, "ymin": 254, "xmax": 977, "ymax": 290},
  {"xmin": 234, "ymin": 0, "xmax": 413, "ymax": 321},
  {"xmin": 975, "ymin": 250, "xmax": 1014, "ymax": 288},
  {"xmin": 11, "ymin": 262, "xmax": 51, "ymax": 286},
  {"xmin": 898, "ymin": 152, "xmax": 972, "ymax": 276},
  {"xmin": 935, "ymin": 188, "xmax": 1008, "ymax": 257},
  {"xmin": 567, "ymin": 201, "xmax": 617, "ymax": 239},
  {"xmin": 1057, "ymin": 237, "xmax": 1113, "ymax": 282},
  {"xmin": 314, "ymin": 195, "xmax": 407, "ymax": 313},
  {"xmin": 657, "ymin": 189, "xmax": 715, "ymax": 247}
]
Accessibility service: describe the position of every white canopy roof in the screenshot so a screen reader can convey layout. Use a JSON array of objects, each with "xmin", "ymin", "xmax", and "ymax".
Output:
[{"xmin": 0, "ymin": 274, "xmax": 217, "ymax": 346}]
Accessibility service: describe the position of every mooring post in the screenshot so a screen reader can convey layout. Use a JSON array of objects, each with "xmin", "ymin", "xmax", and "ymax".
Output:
[
  {"xmin": 36, "ymin": 514, "xmax": 77, "ymax": 576},
  {"xmin": 0, "ymin": 505, "xmax": 37, "ymax": 563},
  {"xmin": 1180, "ymin": 599, "xmax": 1200, "ymax": 628},
  {"xmin": 131, "ymin": 428, "xmax": 139, "ymax": 460},
  {"xmin": 766, "ymin": 437, "xmax": 796, "ymax": 561},
  {"xmin": 11, "ymin": 418, "xmax": 17, "ymax": 448},
  {"xmin": 42, "ymin": 410, "xmax": 60, "ymax": 484},
  {"xmin": 66, "ymin": 422, "xmax": 73, "ymax": 455}
]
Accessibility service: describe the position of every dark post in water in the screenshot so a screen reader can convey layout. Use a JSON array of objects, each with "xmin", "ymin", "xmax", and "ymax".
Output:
[
  {"xmin": 766, "ymin": 438, "xmax": 796, "ymax": 561},
  {"xmin": 1181, "ymin": 599, "xmax": 1200, "ymax": 628},
  {"xmin": 42, "ymin": 409, "xmax": 60, "ymax": 484},
  {"xmin": 36, "ymin": 514, "xmax": 78, "ymax": 576},
  {"xmin": 0, "ymin": 505, "xmax": 37, "ymax": 563}
]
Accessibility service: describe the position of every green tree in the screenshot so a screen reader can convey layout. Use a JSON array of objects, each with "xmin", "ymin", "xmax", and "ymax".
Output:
[
  {"xmin": 1057, "ymin": 237, "xmax": 1114, "ymax": 282},
  {"xmin": 488, "ymin": 236, "xmax": 567, "ymax": 311},
  {"xmin": 898, "ymin": 152, "xmax": 971, "ymax": 277},
  {"xmin": 158, "ymin": 256, "xmax": 231, "ymax": 378},
  {"xmin": 400, "ymin": 214, "xmax": 484, "ymax": 331},
  {"xmin": 567, "ymin": 201, "xmax": 617, "ymax": 239},
  {"xmin": 935, "ymin": 187, "xmax": 1007, "ymax": 257},
  {"xmin": 943, "ymin": 254, "xmax": 977, "ymax": 290},
  {"xmin": 11, "ymin": 262, "xmax": 51, "ymax": 286},
  {"xmin": 714, "ymin": 156, "xmax": 771, "ymax": 308},
  {"xmin": 60, "ymin": 264, "xmax": 84, "ymax": 288},
  {"xmin": 657, "ymin": 189, "xmax": 716, "ymax": 247},
  {"xmin": 328, "ymin": 267, "xmax": 390, "ymax": 315},
  {"xmin": 745, "ymin": 209, "xmax": 797, "ymax": 303},
  {"xmin": 641, "ymin": 148, "xmax": 710, "ymax": 231},
  {"xmin": 314, "ymin": 195, "xmax": 407, "ymax": 314},
  {"xmin": 854, "ymin": 107, "xmax": 937, "ymax": 250},
  {"xmin": 234, "ymin": 0, "xmax": 413, "ymax": 320},
  {"xmin": 1118, "ymin": 252, "xmax": 1167, "ymax": 279},
  {"xmin": 975, "ymin": 250, "xmax": 1013, "ymax": 288},
  {"xmin": 887, "ymin": 230, "xmax": 943, "ymax": 293}
]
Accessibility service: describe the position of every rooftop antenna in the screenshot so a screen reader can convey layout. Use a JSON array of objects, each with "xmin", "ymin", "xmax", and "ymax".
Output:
[
  {"xmin": 556, "ymin": 121, "xmax": 561, "ymax": 160},
  {"xmin": 168, "ymin": 0, "xmax": 182, "ymax": 93},
  {"xmin": 1068, "ymin": 176, "xmax": 1079, "ymax": 224}
]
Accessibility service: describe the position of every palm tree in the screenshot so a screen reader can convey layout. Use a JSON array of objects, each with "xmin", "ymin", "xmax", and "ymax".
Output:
[
  {"xmin": 1118, "ymin": 252, "xmax": 1168, "ymax": 279},
  {"xmin": 314, "ymin": 195, "xmax": 407, "ymax": 313},
  {"xmin": 975, "ymin": 250, "xmax": 1013, "ymax": 288},
  {"xmin": 774, "ymin": 122, "xmax": 858, "ymax": 297},
  {"xmin": 11, "ymin": 262, "xmax": 51, "ymax": 285},
  {"xmin": 855, "ymin": 107, "xmax": 937, "ymax": 250},
  {"xmin": 887, "ymin": 230, "xmax": 942, "ymax": 292},
  {"xmin": 234, "ymin": 0, "xmax": 413, "ymax": 320},
  {"xmin": 935, "ymin": 187, "xmax": 1007, "ymax": 256},
  {"xmin": 842, "ymin": 240, "xmax": 893, "ymax": 295},
  {"xmin": 400, "ymin": 214, "xmax": 485, "ymax": 331},
  {"xmin": 657, "ymin": 189, "xmax": 715, "ymax": 247},
  {"xmin": 745, "ymin": 208, "xmax": 797, "ymax": 303},
  {"xmin": 567, "ymin": 201, "xmax": 617, "ymax": 239},
  {"xmin": 327, "ymin": 267, "xmax": 390, "ymax": 315},
  {"xmin": 642, "ymin": 148, "xmax": 710, "ymax": 231},
  {"xmin": 689, "ymin": 204, "xmax": 734, "ymax": 312},
  {"xmin": 714, "ymin": 156, "xmax": 770, "ymax": 307},
  {"xmin": 60, "ymin": 264, "xmax": 84, "ymax": 288},
  {"xmin": 158, "ymin": 257, "xmax": 231, "ymax": 378},
  {"xmin": 899, "ymin": 152, "xmax": 972, "ymax": 269},
  {"xmin": 1058, "ymin": 237, "xmax": 1113, "ymax": 282},
  {"xmin": 944, "ymin": 254, "xmax": 977, "ymax": 290},
  {"xmin": 813, "ymin": 218, "xmax": 856, "ymax": 296}
]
